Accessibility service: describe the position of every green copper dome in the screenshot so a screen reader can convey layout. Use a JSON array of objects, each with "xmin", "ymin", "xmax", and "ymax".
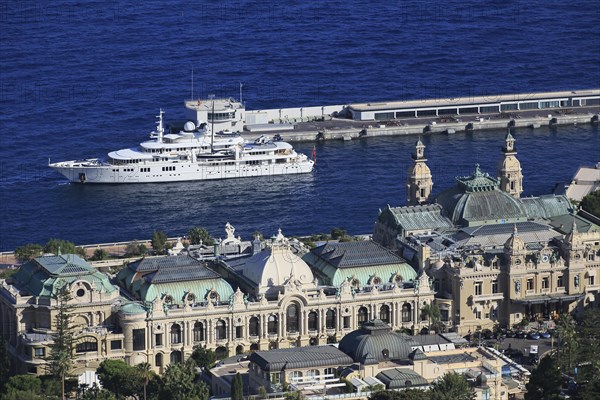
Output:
[{"xmin": 436, "ymin": 165, "xmax": 528, "ymax": 226}]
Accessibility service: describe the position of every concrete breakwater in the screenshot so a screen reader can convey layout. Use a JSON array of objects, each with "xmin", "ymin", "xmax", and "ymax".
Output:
[
  {"xmin": 236, "ymin": 89, "xmax": 600, "ymax": 142},
  {"xmin": 242, "ymin": 110, "xmax": 599, "ymax": 142}
]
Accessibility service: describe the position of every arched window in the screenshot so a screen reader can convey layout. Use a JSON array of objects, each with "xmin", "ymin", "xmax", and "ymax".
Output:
[
  {"xmin": 249, "ymin": 317, "xmax": 260, "ymax": 337},
  {"xmin": 170, "ymin": 324, "xmax": 182, "ymax": 344},
  {"xmin": 250, "ymin": 343, "xmax": 259, "ymax": 352},
  {"xmin": 193, "ymin": 322, "xmax": 204, "ymax": 342},
  {"xmin": 306, "ymin": 369, "xmax": 320, "ymax": 379},
  {"xmin": 326, "ymin": 310, "xmax": 336, "ymax": 329},
  {"xmin": 155, "ymin": 353, "xmax": 163, "ymax": 367},
  {"xmin": 402, "ymin": 303, "xmax": 412, "ymax": 322},
  {"xmin": 287, "ymin": 304, "xmax": 300, "ymax": 333},
  {"xmin": 290, "ymin": 371, "xmax": 303, "ymax": 382},
  {"xmin": 324, "ymin": 367, "xmax": 336, "ymax": 377},
  {"xmin": 308, "ymin": 311, "xmax": 318, "ymax": 331},
  {"xmin": 170, "ymin": 350, "xmax": 182, "ymax": 364},
  {"xmin": 358, "ymin": 306, "xmax": 369, "ymax": 324},
  {"xmin": 215, "ymin": 346, "xmax": 228, "ymax": 359},
  {"xmin": 268, "ymin": 315, "xmax": 278, "ymax": 334},
  {"xmin": 379, "ymin": 305, "xmax": 390, "ymax": 323},
  {"xmin": 235, "ymin": 345, "xmax": 244, "ymax": 355},
  {"xmin": 216, "ymin": 320, "xmax": 227, "ymax": 340}
]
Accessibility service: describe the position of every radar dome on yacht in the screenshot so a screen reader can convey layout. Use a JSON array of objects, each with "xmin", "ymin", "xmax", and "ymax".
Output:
[{"xmin": 183, "ymin": 121, "xmax": 196, "ymax": 132}]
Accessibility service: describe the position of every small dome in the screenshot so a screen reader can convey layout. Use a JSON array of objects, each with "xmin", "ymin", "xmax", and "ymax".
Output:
[
  {"xmin": 338, "ymin": 319, "xmax": 420, "ymax": 363},
  {"xmin": 119, "ymin": 302, "xmax": 147, "ymax": 315},
  {"xmin": 184, "ymin": 121, "xmax": 196, "ymax": 132},
  {"xmin": 241, "ymin": 230, "xmax": 316, "ymax": 296}
]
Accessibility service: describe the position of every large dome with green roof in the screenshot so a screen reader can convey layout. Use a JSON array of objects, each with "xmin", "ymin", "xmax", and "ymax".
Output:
[{"xmin": 436, "ymin": 164, "xmax": 528, "ymax": 226}]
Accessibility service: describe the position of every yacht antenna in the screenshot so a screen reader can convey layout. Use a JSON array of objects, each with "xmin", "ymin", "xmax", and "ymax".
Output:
[
  {"xmin": 191, "ymin": 68, "xmax": 194, "ymax": 100},
  {"xmin": 239, "ymin": 82, "xmax": 243, "ymax": 104},
  {"xmin": 209, "ymin": 94, "xmax": 215, "ymax": 153}
]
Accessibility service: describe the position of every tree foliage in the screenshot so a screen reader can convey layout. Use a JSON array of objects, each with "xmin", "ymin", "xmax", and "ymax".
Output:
[
  {"xmin": 188, "ymin": 227, "xmax": 215, "ymax": 246},
  {"xmin": 43, "ymin": 239, "xmax": 86, "ymax": 258},
  {"xmin": 97, "ymin": 359, "xmax": 142, "ymax": 399},
  {"xmin": 580, "ymin": 190, "xmax": 600, "ymax": 218},
  {"xmin": 0, "ymin": 334, "xmax": 11, "ymax": 394},
  {"xmin": 231, "ymin": 372, "xmax": 244, "ymax": 400},
  {"xmin": 90, "ymin": 248, "xmax": 109, "ymax": 261},
  {"xmin": 430, "ymin": 372, "xmax": 475, "ymax": 400},
  {"xmin": 46, "ymin": 284, "xmax": 76, "ymax": 399},
  {"xmin": 14, "ymin": 243, "xmax": 43, "ymax": 263},
  {"xmin": 190, "ymin": 345, "xmax": 217, "ymax": 369},
  {"xmin": 151, "ymin": 231, "xmax": 168, "ymax": 254},
  {"xmin": 159, "ymin": 360, "xmax": 208, "ymax": 400},
  {"xmin": 525, "ymin": 356, "xmax": 561, "ymax": 400},
  {"xmin": 421, "ymin": 303, "xmax": 441, "ymax": 334},
  {"xmin": 369, "ymin": 389, "xmax": 429, "ymax": 400},
  {"xmin": 124, "ymin": 241, "xmax": 147, "ymax": 257},
  {"xmin": 0, "ymin": 375, "xmax": 42, "ymax": 400}
]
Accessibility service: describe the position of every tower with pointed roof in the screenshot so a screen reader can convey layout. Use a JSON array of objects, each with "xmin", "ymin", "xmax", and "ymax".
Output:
[
  {"xmin": 407, "ymin": 138, "xmax": 433, "ymax": 206},
  {"xmin": 498, "ymin": 131, "xmax": 523, "ymax": 198}
]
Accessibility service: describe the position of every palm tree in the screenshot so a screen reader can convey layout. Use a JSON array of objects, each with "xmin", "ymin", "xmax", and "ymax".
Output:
[
  {"xmin": 136, "ymin": 362, "xmax": 152, "ymax": 400},
  {"xmin": 421, "ymin": 303, "xmax": 441, "ymax": 334}
]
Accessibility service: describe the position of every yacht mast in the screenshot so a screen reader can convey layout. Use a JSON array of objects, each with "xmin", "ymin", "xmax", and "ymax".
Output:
[{"xmin": 210, "ymin": 99, "xmax": 215, "ymax": 153}]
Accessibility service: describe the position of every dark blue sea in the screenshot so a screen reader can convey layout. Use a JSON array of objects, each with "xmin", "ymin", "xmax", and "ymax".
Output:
[{"xmin": 1, "ymin": 0, "xmax": 599, "ymax": 251}]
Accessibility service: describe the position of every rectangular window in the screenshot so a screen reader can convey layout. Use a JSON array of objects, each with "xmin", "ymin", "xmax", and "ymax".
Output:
[
  {"xmin": 480, "ymin": 105, "xmax": 500, "ymax": 113},
  {"xmin": 474, "ymin": 282, "xmax": 483, "ymax": 296},
  {"xmin": 519, "ymin": 102, "xmax": 539, "ymax": 110},
  {"xmin": 527, "ymin": 278, "xmax": 534, "ymax": 291},
  {"xmin": 133, "ymin": 328, "xmax": 145, "ymax": 351},
  {"xmin": 492, "ymin": 280, "xmax": 499, "ymax": 294},
  {"xmin": 76, "ymin": 341, "xmax": 98, "ymax": 353},
  {"xmin": 110, "ymin": 340, "xmax": 122, "ymax": 350},
  {"xmin": 34, "ymin": 348, "xmax": 45, "ymax": 358},
  {"xmin": 557, "ymin": 275, "xmax": 564, "ymax": 288},
  {"xmin": 590, "ymin": 276, "xmax": 595, "ymax": 286},
  {"xmin": 501, "ymin": 103, "xmax": 518, "ymax": 111},
  {"xmin": 155, "ymin": 334, "xmax": 163, "ymax": 346},
  {"xmin": 374, "ymin": 112, "xmax": 395, "ymax": 120},
  {"xmin": 343, "ymin": 316, "xmax": 351, "ymax": 329},
  {"xmin": 236, "ymin": 326, "xmax": 243, "ymax": 339},
  {"xmin": 475, "ymin": 310, "xmax": 482, "ymax": 319},
  {"xmin": 542, "ymin": 277, "xmax": 549, "ymax": 289},
  {"xmin": 440, "ymin": 309, "xmax": 449, "ymax": 322}
]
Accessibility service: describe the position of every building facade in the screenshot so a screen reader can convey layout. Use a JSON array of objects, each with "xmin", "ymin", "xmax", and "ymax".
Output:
[{"xmin": 0, "ymin": 229, "xmax": 435, "ymax": 376}]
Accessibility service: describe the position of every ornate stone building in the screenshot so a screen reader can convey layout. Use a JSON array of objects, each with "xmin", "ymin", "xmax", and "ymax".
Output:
[
  {"xmin": 0, "ymin": 229, "xmax": 435, "ymax": 376},
  {"xmin": 0, "ymin": 254, "xmax": 121, "ymax": 375},
  {"xmin": 374, "ymin": 133, "xmax": 600, "ymax": 335}
]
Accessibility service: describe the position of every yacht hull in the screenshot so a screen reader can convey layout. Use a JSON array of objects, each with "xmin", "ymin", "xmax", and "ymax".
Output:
[{"xmin": 50, "ymin": 160, "xmax": 314, "ymax": 183}]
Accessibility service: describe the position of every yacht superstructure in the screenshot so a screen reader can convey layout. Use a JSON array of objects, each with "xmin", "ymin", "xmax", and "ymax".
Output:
[{"xmin": 49, "ymin": 108, "xmax": 314, "ymax": 184}]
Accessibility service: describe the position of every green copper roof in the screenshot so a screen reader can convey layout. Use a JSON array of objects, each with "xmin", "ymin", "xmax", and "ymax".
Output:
[
  {"xmin": 456, "ymin": 164, "xmax": 500, "ymax": 192},
  {"xmin": 436, "ymin": 166, "xmax": 528, "ymax": 226},
  {"xmin": 117, "ymin": 255, "xmax": 234, "ymax": 305},
  {"xmin": 378, "ymin": 204, "xmax": 453, "ymax": 232},
  {"xmin": 304, "ymin": 242, "xmax": 417, "ymax": 287},
  {"xmin": 522, "ymin": 195, "xmax": 573, "ymax": 219},
  {"xmin": 12, "ymin": 255, "xmax": 117, "ymax": 297},
  {"xmin": 119, "ymin": 302, "xmax": 147, "ymax": 315}
]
